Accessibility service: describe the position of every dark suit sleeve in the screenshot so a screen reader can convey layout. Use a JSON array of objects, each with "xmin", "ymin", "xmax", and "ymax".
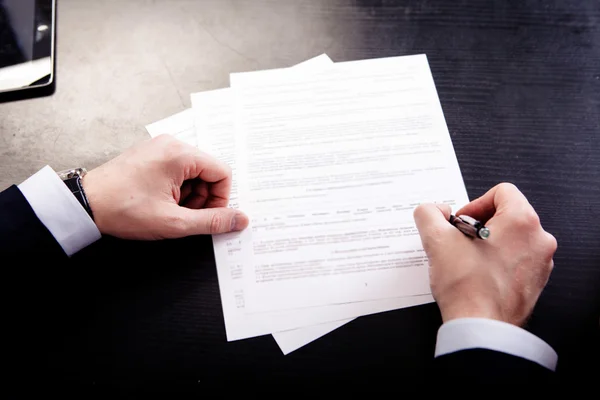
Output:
[
  {"xmin": 433, "ymin": 348, "xmax": 554, "ymax": 384},
  {"xmin": 1, "ymin": 185, "xmax": 72, "ymax": 388},
  {"xmin": 0, "ymin": 185, "xmax": 67, "ymax": 260}
]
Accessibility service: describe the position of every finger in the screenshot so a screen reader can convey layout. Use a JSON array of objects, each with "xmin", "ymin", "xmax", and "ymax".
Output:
[
  {"xmin": 188, "ymin": 151, "xmax": 232, "ymax": 183},
  {"xmin": 183, "ymin": 180, "xmax": 209, "ymax": 209},
  {"xmin": 171, "ymin": 206, "xmax": 249, "ymax": 235},
  {"xmin": 456, "ymin": 183, "xmax": 529, "ymax": 224},
  {"xmin": 164, "ymin": 138, "xmax": 233, "ymax": 200},
  {"xmin": 414, "ymin": 203, "xmax": 452, "ymax": 226},
  {"xmin": 186, "ymin": 151, "xmax": 232, "ymax": 206},
  {"xmin": 179, "ymin": 180, "xmax": 194, "ymax": 205},
  {"xmin": 205, "ymin": 182, "xmax": 231, "ymax": 208},
  {"xmin": 413, "ymin": 203, "xmax": 455, "ymax": 252}
]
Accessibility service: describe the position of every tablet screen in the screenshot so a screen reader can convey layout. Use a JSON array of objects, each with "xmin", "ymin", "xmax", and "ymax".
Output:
[{"xmin": 0, "ymin": 0, "xmax": 55, "ymax": 93}]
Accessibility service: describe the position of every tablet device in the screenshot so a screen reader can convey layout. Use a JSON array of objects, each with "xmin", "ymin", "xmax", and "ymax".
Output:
[{"xmin": 0, "ymin": 0, "xmax": 56, "ymax": 96}]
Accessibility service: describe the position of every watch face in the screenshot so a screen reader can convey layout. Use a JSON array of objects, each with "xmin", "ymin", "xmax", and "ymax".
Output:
[{"xmin": 57, "ymin": 168, "xmax": 87, "ymax": 181}]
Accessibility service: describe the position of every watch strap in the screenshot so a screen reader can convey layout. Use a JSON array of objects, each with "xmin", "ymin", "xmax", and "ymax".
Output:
[{"xmin": 63, "ymin": 175, "xmax": 94, "ymax": 220}]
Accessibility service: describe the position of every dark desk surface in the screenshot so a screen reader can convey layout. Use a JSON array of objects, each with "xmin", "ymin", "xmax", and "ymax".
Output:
[{"xmin": 1, "ymin": 0, "xmax": 599, "ymax": 388}]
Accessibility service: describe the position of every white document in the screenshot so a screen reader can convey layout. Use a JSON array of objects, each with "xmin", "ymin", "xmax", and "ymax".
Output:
[
  {"xmin": 191, "ymin": 55, "xmax": 434, "ymax": 349},
  {"xmin": 146, "ymin": 57, "xmax": 359, "ymax": 354},
  {"xmin": 231, "ymin": 54, "xmax": 469, "ymax": 313},
  {"xmin": 143, "ymin": 81, "xmax": 367, "ymax": 356},
  {"xmin": 147, "ymin": 55, "xmax": 441, "ymax": 354},
  {"xmin": 146, "ymin": 108, "xmax": 197, "ymax": 146},
  {"xmin": 273, "ymin": 319, "xmax": 352, "ymax": 355}
]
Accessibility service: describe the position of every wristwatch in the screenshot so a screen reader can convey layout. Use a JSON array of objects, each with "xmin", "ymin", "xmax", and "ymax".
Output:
[{"xmin": 57, "ymin": 168, "xmax": 94, "ymax": 220}]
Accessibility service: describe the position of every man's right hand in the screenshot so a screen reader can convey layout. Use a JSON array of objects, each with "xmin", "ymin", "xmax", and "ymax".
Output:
[{"xmin": 414, "ymin": 183, "xmax": 557, "ymax": 326}]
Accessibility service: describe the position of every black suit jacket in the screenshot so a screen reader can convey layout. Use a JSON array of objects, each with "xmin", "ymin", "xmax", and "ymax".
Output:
[
  {"xmin": 2, "ymin": 186, "xmax": 71, "ymax": 388},
  {"xmin": 0, "ymin": 185, "xmax": 554, "ymax": 386},
  {"xmin": 1, "ymin": 185, "xmax": 67, "ymax": 261}
]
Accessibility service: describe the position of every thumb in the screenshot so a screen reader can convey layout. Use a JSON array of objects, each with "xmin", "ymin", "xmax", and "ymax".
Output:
[
  {"xmin": 171, "ymin": 206, "xmax": 250, "ymax": 236},
  {"xmin": 413, "ymin": 203, "xmax": 453, "ymax": 251}
]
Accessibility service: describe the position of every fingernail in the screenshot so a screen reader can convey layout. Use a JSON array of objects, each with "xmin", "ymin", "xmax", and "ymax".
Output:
[{"xmin": 230, "ymin": 212, "xmax": 248, "ymax": 232}]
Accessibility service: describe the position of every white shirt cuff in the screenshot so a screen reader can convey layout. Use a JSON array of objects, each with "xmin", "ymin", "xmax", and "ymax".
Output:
[
  {"xmin": 18, "ymin": 166, "xmax": 102, "ymax": 257},
  {"xmin": 435, "ymin": 318, "xmax": 558, "ymax": 371}
]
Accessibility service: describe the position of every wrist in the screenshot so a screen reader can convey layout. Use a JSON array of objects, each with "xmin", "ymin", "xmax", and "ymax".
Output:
[
  {"xmin": 57, "ymin": 168, "xmax": 95, "ymax": 220},
  {"xmin": 439, "ymin": 299, "xmax": 506, "ymax": 325}
]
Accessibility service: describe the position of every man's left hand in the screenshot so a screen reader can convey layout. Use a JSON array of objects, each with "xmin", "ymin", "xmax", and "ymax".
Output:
[{"xmin": 82, "ymin": 135, "xmax": 249, "ymax": 240}]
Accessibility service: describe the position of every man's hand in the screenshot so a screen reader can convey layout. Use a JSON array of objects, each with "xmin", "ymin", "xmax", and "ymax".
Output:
[
  {"xmin": 82, "ymin": 135, "xmax": 249, "ymax": 240},
  {"xmin": 413, "ymin": 183, "xmax": 557, "ymax": 326}
]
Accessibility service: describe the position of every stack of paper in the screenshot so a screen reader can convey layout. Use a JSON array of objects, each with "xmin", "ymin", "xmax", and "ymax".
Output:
[{"xmin": 146, "ymin": 54, "xmax": 469, "ymax": 354}]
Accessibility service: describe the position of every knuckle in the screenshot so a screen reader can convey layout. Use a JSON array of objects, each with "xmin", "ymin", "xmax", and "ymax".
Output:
[
  {"xmin": 512, "ymin": 208, "xmax": 540, "ymax": 229},
  {"xmin": 209, "ymin": 212, "xmax": 225, "ymax": 234},
  {"xmin": 543, "ymin": 231, "xmax": 558, "ymax": 255},
  {"xmin": 497, "ymin": 182, "xmax": 518, "ymax": 192},
  {"xmin": 413, "ymin": 203, "xmax": 434, "ymax": 223},
  {"xmin": 168, "ymin": 138, "xmax": 185, "ymax": 153},
  {"xmin": 496, "ymin": 182, "xmax": 520, "ymax": 199},
  {"xmin": 203, "ymin": 152, "xmax": 232, "ymax": 177},
  {"xmin": 523, "ymin": 209, "xmax": 541, "ymax": 227},
  {"xmin": 413, "ymin": 205, "xmax": 425, "ymax": 219},
  {"xmin": 154, "ymin": 134, "xmax": 174, "ymax": 145},
  {"xmin": 163, "ymin": 141, "xmax": 188, "ymax": 164}
]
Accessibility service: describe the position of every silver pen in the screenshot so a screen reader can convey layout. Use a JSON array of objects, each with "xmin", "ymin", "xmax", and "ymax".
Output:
[{"xmin": 449, "ymin": 214, "xmax": 490, "ymax": 240}]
